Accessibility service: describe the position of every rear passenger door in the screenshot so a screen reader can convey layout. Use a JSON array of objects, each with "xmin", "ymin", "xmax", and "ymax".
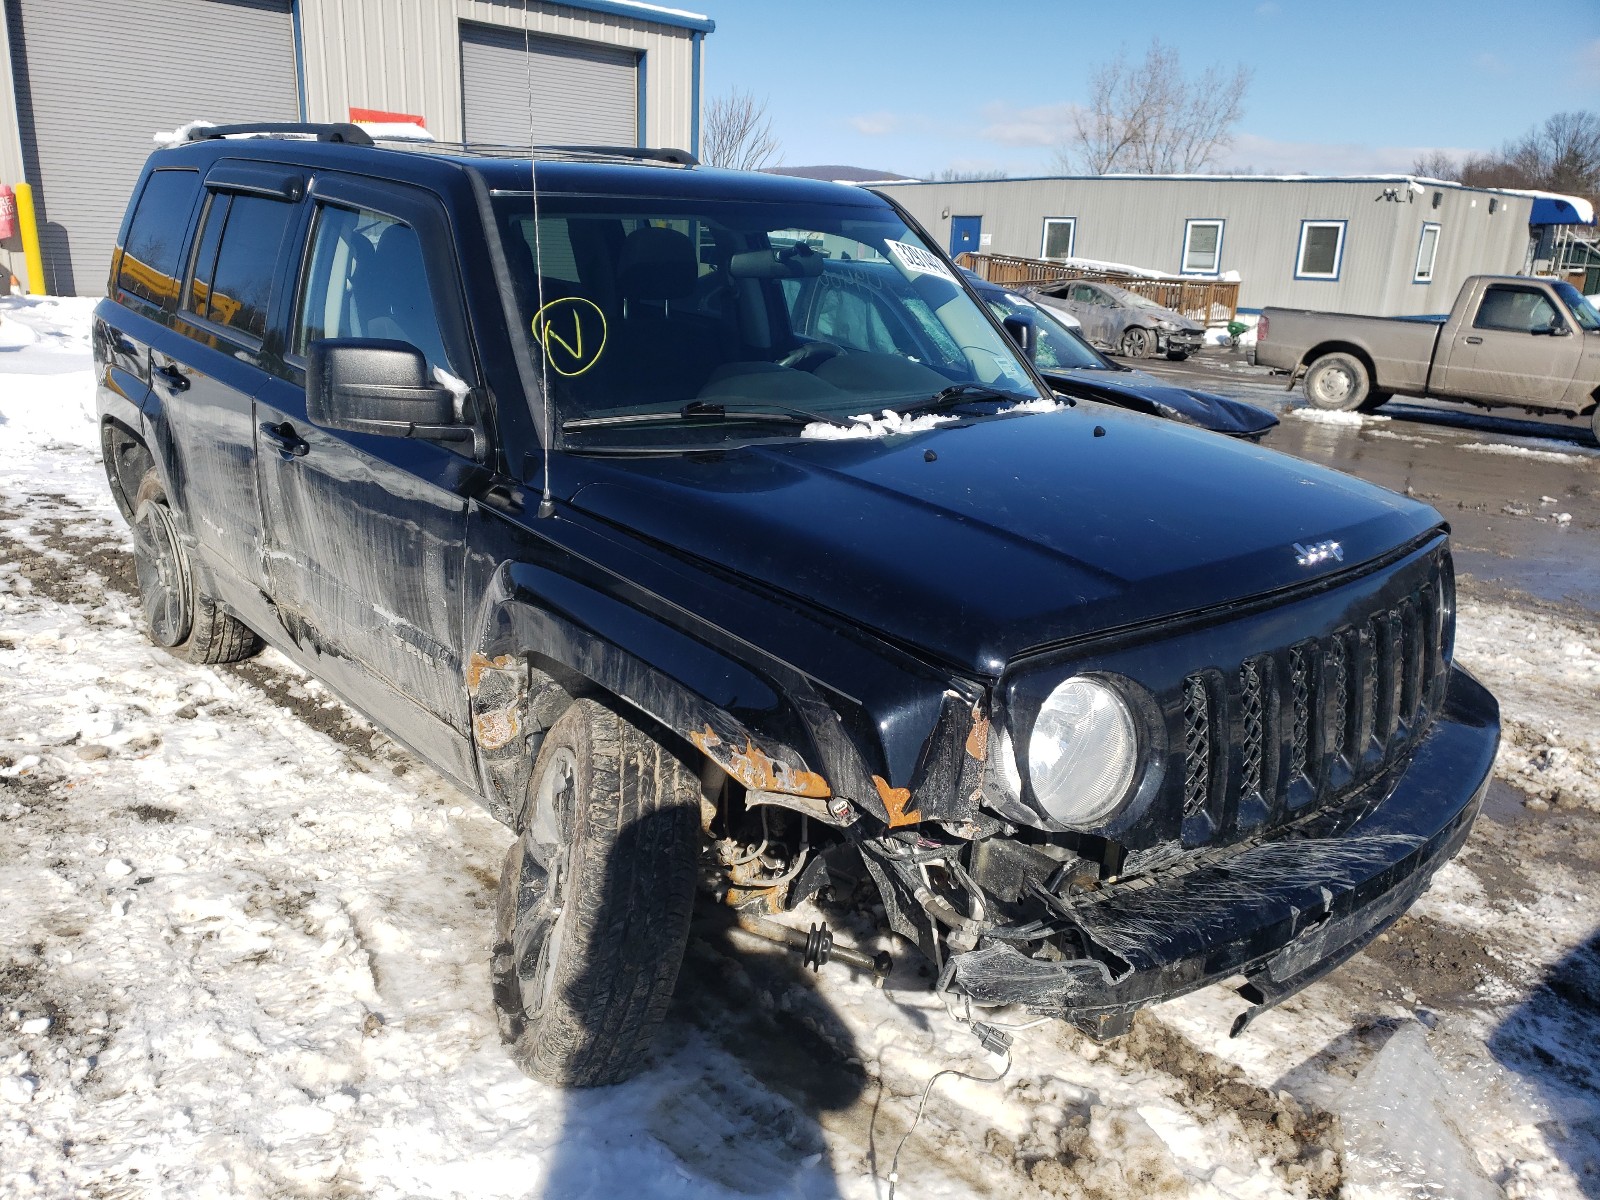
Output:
[
  {"xmin": 254, "ymin": 174, "xmax": 485, "ymax": 784},
  {"xmin": 157, "ymin": 162, "xmax": 303, "ymax": 628}
]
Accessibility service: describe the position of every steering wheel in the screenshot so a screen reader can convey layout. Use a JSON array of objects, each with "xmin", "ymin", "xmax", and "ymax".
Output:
[{"xmin": 777, "ymin": 341, "xmax": 845, "ymax": 372}]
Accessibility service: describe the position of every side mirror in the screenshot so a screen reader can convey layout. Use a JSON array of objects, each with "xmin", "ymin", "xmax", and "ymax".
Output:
[
  {"xmin": 1531, "ymin": 320, "xmax": 1568, "ymax": 337},
  {"xmin": 306, "ymin": 339, "xmax": 476, "ymax": 446},
  {"xmin": 1002, "ymin": 313, "xmax": 1037, "ymax": 361}
]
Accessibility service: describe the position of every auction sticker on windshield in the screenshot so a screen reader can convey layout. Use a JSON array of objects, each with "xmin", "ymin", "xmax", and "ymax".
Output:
[{"xmin": 887, "ymin": 240, "xmax": 956, "ymax": 282}]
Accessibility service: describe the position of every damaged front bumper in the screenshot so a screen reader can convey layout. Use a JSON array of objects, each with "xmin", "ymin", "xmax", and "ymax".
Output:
[{"xmin": 943, "ymin": 666, "xmax": 1499, "ymax": 1037}]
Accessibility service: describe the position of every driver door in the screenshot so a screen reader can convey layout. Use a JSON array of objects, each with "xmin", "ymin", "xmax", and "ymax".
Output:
[{"xmin": 1440, "ymin": 283, "xmax": 1584, "ymax": 406}]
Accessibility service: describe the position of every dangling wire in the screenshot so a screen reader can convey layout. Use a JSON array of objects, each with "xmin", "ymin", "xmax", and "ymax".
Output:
[{"xmin": 523, "ymin": 0, "xmax": 555, "ymax": 518}]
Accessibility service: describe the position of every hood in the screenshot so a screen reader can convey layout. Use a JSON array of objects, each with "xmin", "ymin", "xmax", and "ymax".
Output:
[
  {"xmin": 1042, "ymin": 367, "xmax": 1279, "ymax": 438},
  {"xmin": 565, "ymin": 404, "xmax": 1441, "ymax": 675}
]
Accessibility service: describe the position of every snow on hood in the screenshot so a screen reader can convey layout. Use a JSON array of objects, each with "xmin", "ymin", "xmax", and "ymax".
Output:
[{"xmin": 799, "ymin": 409, "xmax": 956, "ymax": 440}]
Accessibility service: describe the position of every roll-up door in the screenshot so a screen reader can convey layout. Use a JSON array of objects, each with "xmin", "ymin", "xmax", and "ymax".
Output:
[
  {"xmin": 4, "ymin": 0, "xmax": 299, "ymax": 295},
  {"xmin": 460, "ymin": 23, "xmax": 638, "ymax": 149}
]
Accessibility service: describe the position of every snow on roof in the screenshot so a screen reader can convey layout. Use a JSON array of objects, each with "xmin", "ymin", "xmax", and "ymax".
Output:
[
  {"xmin": 567, "ymin": 0, "xmax": 713, "ymax": 31},
  {"xmin": 764, "ymin": 164, "xmax": 916, "ymax": 183},
  {"xmin": 1496, "ymin": 189, "xmax": 1596, "ymax": 225}
]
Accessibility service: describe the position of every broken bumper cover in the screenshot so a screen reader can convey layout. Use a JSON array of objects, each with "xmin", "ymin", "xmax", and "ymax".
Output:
[{"xmin": 946, "ymin": 665, "xmax": 1499, "ymax": 1035}]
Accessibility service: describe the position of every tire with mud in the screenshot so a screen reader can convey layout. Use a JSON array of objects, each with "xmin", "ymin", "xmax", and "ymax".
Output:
[
  {"xmin": 1302, "ymin": 352, "xmax": 1371, "ymax": 412},
  {"xmin": 130, "ymin": 471, "xmax": 261, "ymax": 664},
  {"xmin": 1358, "ymin": 390, "xmax": 1393, "ymax": 414},
  {"xmin": 493, "ymin": 698, "xmax": 701, "ymax": 1087},
  {"xmin": 1591, "ymin": 402, "xmax": 1600, "ymax": 447}
]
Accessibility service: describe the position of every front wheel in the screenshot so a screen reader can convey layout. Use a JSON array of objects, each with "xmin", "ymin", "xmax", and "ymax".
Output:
[
  {"xmin": 1591, "ymin": 403, "xmax": 1600, "ymax": 447},
  {"xmin": 130, "ymin": 471, "xmax": 261, "ymax": 664},
  {"xmin": 1358, "ymin": 390, "xmax": 1393, "ymax": 414},
  {"xmin": 1302, "ymin": 352, "xmax": 1371, "ymax": 412},
  {"xmin": 493, "ymin": 698, "xmax": 702, "ymax": 1087},
  {"xmin": 1119, "ymin": 327, "xmax": 1152, "ymax": 358}
]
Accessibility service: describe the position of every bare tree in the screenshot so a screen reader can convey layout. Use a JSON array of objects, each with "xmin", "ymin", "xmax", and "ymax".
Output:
[
  {"xmin": 701, "ymin": 89, "xmax": 780, "ymax": 171},
  {"xmin": 931, "ymin": 167, "xmax": 1009, "ymax": 181},
  {"xmin": 1412, "ymin": 111, "xmax": 1599, "ymax": 200},
  {"xmin": 1057, "ymin": 40, "xmax": 1249, "ymax": 175}
]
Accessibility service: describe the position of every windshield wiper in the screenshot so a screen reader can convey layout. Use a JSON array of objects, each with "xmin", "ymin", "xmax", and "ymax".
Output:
[
  {"xmin": 563, "ymin": 400, "xmax": 850, "ymax": 432},
  {"xmin": 900, "ymin": 382, "xmax": 1035, "ymax": 415}
]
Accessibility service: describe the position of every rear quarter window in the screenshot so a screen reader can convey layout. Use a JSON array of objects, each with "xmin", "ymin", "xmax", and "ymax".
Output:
[
  {"xmin": 115, "ymin": 169, "xmax": 202, "ymax": 309},
  {"xmin": 190, "ymin": 193, "xmax": 298, "ymax": 342}
]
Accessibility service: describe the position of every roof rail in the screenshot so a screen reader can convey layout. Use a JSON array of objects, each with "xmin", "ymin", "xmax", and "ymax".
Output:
[
  {"xmin": 533, "ymin": 144, "xmax": 698, "ymax": 166},
  {"xmin": 186, "ymin": 122, "xmax": 375, "ymax": 147}
]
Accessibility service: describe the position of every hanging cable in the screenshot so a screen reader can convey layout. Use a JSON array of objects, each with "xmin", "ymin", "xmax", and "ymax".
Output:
[{"xmin": 883, "ymin": 1051, "xmax": 1012, "ymax": 1200}]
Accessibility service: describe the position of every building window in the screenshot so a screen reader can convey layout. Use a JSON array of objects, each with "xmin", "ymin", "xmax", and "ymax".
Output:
[
  {"xmin": 1041, "ymin": 217, "xmax": 1076, "ymax": 260},
  {"xmin": 1295, "ymin": 220, "xmax": 1346, "ymax": 280},
  {"xmin": 1181, "ymin": 219, "xmax": 1224, "ymax": 275},
  {"xmin": 1414, "ymin": 223, "xmax": 1441, "ymax": 283}
]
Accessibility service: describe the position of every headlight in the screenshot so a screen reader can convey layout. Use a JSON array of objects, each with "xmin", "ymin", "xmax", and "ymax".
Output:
[{"xmin": 1027, "ymin": 677, "xmax": 1138, "ymax": 828}]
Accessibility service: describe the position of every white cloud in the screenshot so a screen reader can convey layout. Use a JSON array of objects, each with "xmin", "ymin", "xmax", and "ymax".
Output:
[
  {"xmin": 1220, "ymin": 132, "xmax": 1486, "ymax": 176},
  {"xmin": 975, "ymin": 100, "xmax": 1082, "ymax": 148},
  {"xmin": 1474, "ymin": 52, "xmax": 1507, "ymax": 75},
  {"xmin": 845, "ymin": 111, "xmax": 902, "ymax": 137},
  {"xmin": 1255, "ymin": 1, "xmax": 1280, "ymax": 15}
]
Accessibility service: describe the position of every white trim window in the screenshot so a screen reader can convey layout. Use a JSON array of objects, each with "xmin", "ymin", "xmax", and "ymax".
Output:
[
  {"xmin": 1414, "ymin": 222, "xmax": 1441, "ymax": 283},
  {"xmin": 1041, "ymin": 217, "xmax": 1076, "ymax": 260},
  {"xmin": 1295, "ymin": 220, "xmax": 1346, "ymax": 280},
  {"xmin": 1181, "ymin": 219, "xmax": 1224, "ymax": 274}
]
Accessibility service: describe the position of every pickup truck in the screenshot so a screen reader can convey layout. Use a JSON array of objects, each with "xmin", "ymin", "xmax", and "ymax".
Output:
[{"xmin": 1255, "ymin": 275, "xmax": 1600, "ymax": 439}]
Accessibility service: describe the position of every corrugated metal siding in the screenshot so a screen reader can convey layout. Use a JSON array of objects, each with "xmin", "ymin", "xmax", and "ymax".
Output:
[
  {"xmin": 297, "ymin": 0, "xmax": 696, "ymax": 149},
  {"xmin": 460, "ymin": 24, "xmax": 636, "ymax": 145},
  {"xmin": 880, "ymin": 177, "xmax": 1534, "ymax": 317},
  {"xmin": 0, "ymin": 0, "xmax": 27, "ymax": 289},
  {"xmin": 3, "ymin": 0, "xmax": 297, "ymax": 296}
]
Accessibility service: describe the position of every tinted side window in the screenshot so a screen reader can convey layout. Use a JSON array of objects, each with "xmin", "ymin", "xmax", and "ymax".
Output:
[
  {"xmin": 1474, "ymin": 286, "xmax": 1558, "ymax": 333},
  {"xmin": 294, "ymin": 204, "xmax": 452, "ymax": 371},
  {"xmin": 205, "ymin": 194, "xmax": 296, "ymax": 341},
  {"xmin": 116, "ymin": 169, "xmax": 201, "ymax": 308}
]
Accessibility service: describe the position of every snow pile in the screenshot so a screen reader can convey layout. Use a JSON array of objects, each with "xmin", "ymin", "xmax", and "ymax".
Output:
[
  {"xmin": 998, "ymin": 397, "xmax": 1067, "ymax": 415},
  {"xmin": 1337, "ymin": 1023, "xmax": 1503, "ymax": 1199},
  {"xmin": 1455, "ymin": 599, "xmax": 1600, "ymax": 811},
  {"xmin": 1285, "ymin": 408, "xmax": 1391, "ymax": 426},
  {"xmin": 800, "ymin": 408, "xmax": 956, "ymax": 440},
  {"xmin": 357, "ymin": 121, "xmax": 434, "ymax": 143},
  {"xmin": 1463, "ymin": 441, "xmax": 1600, "ymax": 465},
  {"xmin": 152, "ymin": 119, "xmax": 217, "ymax": 148}
]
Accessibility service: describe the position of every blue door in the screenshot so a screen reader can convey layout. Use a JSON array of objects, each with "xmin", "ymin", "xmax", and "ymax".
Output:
[{"xmin": 949, "ymin": 215, "xmax": 982, "ymax": 258}]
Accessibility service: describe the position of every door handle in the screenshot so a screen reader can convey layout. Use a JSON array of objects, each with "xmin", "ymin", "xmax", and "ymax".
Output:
[
  {"xmin": 260, "ymin": 421, "xmax": 310, "ymax": 457},
  {"xmin": 1464, "ymin": 336, "xmax": 1483, "ymax": 345},
  {"xmin": 154, "ymin": 362, "xmax": 189, "ymax": 391}
]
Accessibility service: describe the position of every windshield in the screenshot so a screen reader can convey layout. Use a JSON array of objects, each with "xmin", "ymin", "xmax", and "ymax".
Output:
[
  {"xmin": 489, "ymin": 194, "xmax": 1041, "ymax": 443},
  {"xmin": 980, "ymin": 291, "xmax": 1109, "ymax": 371},
  {"xmin": 1554, "ymin": 281, "xmax": 1600, "ymax": 332}
]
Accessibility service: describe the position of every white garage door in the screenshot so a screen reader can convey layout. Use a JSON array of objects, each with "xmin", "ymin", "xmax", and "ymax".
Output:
[
  {"xmin": 460, "ymin": 23, "xmax": 638, "ymax": 149},
  {"xmin": 5, "ymin": 0, "xmax": 299, "ymax": 295}
]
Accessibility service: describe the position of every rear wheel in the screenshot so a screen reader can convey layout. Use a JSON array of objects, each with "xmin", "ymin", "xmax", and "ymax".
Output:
[
  {"xmin": 493, "ymin": 698, "xmax": 701, "ymax": 1087},
  {"xmin": 1303, "ymin": 352, "xmax": 1371, "ymax": 412},
  {"xmin": 130, "ymin": 472, "xmax": 261, "ymax": 664},
  {"xmin": 1119, "ymin": 327, "xmax": 1152, "ymax": 358}
]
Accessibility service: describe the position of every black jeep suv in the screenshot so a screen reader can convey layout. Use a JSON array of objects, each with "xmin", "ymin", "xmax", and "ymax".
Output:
[{"xmin": 94, "ymin": 124, "xmax": 1499, "ymax": 1086}]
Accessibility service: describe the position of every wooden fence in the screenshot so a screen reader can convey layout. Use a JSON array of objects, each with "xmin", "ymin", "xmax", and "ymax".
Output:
[{"xmin": 957, "ymin": 252, "xmax": 1240, "ymax": 325}]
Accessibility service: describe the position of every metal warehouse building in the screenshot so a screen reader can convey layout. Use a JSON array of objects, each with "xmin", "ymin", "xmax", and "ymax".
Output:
[
  {"xmin": 876, "ymin": 175, "xmax": 1594, "ymax": 317},
  {"xmin": 0, "ymin": 0, "xmax": 711, "ymax": 296}
]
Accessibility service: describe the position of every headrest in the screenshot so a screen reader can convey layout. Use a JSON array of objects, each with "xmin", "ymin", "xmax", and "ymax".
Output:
[{"xmin": 617, "ymin": 225, "xmax": 697, "ymax": 302}]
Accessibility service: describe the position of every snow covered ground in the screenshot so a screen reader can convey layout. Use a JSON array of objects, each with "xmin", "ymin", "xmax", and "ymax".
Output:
[{"xmin": 3, "ymin": 297, "xmax": 1599, "ymax": 1198}]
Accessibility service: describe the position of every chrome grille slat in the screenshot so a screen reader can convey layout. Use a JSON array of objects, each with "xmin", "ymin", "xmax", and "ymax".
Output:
[
  {"xmin": 1239, "ymin": 658, "xmax": 1266, "ymax": 800},
  {"xmin": 1182, "ymin": 675, "xmax": 1212, "ymax": 817},
  {"xmin": 1288, "ymin": 644, "xmax": 1313, "ymax": 780}
]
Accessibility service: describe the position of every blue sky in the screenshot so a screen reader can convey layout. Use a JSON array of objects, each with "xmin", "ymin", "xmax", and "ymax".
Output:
[{"xmin": 699, "ymin": 0, "xmax": 1600, "ymax": 177}]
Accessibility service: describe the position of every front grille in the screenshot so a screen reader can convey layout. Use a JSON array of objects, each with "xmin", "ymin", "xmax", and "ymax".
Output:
[{"xmin": 1177, "ymin": 578, "xmax": 1446, "ymax": 841}]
